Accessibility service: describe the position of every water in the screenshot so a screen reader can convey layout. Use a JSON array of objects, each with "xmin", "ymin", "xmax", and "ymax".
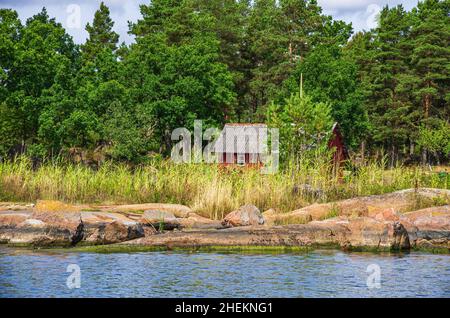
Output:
[{"xmin": 0, "ymin": 247, "xmax": 449, "ymax": 298}]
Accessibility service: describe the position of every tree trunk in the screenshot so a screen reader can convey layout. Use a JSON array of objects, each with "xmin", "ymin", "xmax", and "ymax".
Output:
[
  {"xmin": 390, "ymin": 144, "xmax": 396, "ymax": 168},
  {"xmin": 409, "ymin": 141, "xmax": 414, "ymax": 156},
  {"xmin": 422, "ymin": 149, "xmax": 427, "ymax": 166},
  {"xmin": 360, "ymin": 140, "xmax": 366, "ymax": 164}
]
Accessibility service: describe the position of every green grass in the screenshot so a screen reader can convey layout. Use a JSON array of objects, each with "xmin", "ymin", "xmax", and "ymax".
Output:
[
  {"xmin": 6, "ymin": 242, "xmax": 448, "ymax": 254},
  {"xmin": 63, "ymin": 244, "xmax": 317, "ymax": 254},
  {"xmin": 0, "ymin": 156, "xmax": 448, "ymax": 220}
]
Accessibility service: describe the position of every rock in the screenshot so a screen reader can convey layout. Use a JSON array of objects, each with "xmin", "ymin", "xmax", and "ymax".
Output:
[
  {"xmin": 35, "ymin": 200, "xmax": 80, "ymax": 213},
  {"xmin": 80, "ymin": 212, "xmax": 144, "ymax": 245},
  {"xmin": 1, "ymin": 211, "xmax": 81, "ymax": 246},
  {"xmin": 102, "ymin": 203, "xmax": 192, "ymax": 218},
  {"xmin": 0, "ymin": 202, "xmax": 35, "ymax": 211},
  {"xmin": 401, "ymin": 205, "xmax": 450, "ymax": 222},
  {"xmin": 139, "ymin": 210, "xmax": 180, "ymax": 230},
  {"xmin": 399, "ymin": 206, "xmax": 450, "ymax": 249},
  {"xmin": 264, "ymin": 199, "xmax": 368, "ymax": 225},
  {"xmin": 311, "ymin": 217, "xmax": 411, "ymax": 251},
  {"xmin": 264, "ymin": 211, "xmax": 313, "ymax": 226},
  {"xmin": 392, "ymin": 222, "xmax": 411, "ymax": 250},
  {"xmin": 374, "ymin": 208, "xmax": 400, "ymax": 222},
  {"xmin": 33, "ymin": 201, "xmax": 194, "ymax": 218},
  {"xmin": 338, "ymin": 199, "xmax": 370, "ymax": 218},
  {"xmin": 256, "ymin": 188, "xmax": 449, "ymax": 225},
  {"xmin": 362, "ymin": 188, "xmax": 450, "ymax": 216},
  {"xmin": 0, "ymin": 210, "xmax": 144, "ymax": 247},
  {"xmin": 293, "ymin": 184, "xmax": 325, "ymax": 199},
  {"xmin": 222, "ymin": 205, "xmax": 265, "ymax": 227},
  {"xmin": 122, "ymin": 223, "xmax": 349, "ymax": 248},
  {"xmin": 262, "ymin": 209, "xmax": 286, "ymax": 226},
  {"xmin": 141, "ymin": 210, "xmax": 177, "ymax": 222},
  {"xmin": 262, "ymin": 209, "xmax": 277, "ymax": 217},
  {"xmin": 177, "ymin": 213, "xmax": 223, "ymax": 230},
  {"xmin": 0, "ymin": 211, "xmax": 30, "ymax": 227},
  {"xmin": 1, "ymin": 195, "xmax": 449, "ymax": 251}
]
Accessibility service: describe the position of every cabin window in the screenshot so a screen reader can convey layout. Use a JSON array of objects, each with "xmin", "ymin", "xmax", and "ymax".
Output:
[{"xmin": 237, "ymin": 154, "xmax": 245, "ymax": 166}]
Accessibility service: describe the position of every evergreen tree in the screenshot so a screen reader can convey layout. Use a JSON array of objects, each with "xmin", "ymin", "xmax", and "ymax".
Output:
[
  {"xmin": 267, "ymin": 93, "xmax": 334, "ymax": 163},
  {"xmin": 410, "ymin": 0, "xmax": 450, "ymax": 163},
  {"xmin": 365, "ymin": 5, "xmax": 416, "ymax": 164},
  {"xmin": 282, "ymin": 44, "xmax": 368, "ymax": 149},
  {"xmin": 82, "ymin": 1, "xmax": 119, "ymax": 60},
  {"xmin": 194, "ymin": 0, "xmax": 251, "ymax": 120}
]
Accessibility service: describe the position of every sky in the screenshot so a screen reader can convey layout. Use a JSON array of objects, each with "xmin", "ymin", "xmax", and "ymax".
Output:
[{"xmin": 0, "ymin": 0, "xmax": 418, "ymax": 44}]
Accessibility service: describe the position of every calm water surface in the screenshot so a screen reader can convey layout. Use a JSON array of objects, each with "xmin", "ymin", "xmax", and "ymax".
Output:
[{"xmin": 0, "ymin": 247, "xmax": 449, "ymax": 298}]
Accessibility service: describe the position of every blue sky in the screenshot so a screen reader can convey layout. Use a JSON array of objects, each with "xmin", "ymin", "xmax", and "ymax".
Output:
[{"xmin": 0, "ymin": 0, "xmax": 418, "ymax": 44}]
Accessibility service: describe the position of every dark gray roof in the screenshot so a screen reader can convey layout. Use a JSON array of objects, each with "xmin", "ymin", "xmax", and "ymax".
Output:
[{"xmin": 213, "ymin": 124, "xmax": 268, "ymax": 154}]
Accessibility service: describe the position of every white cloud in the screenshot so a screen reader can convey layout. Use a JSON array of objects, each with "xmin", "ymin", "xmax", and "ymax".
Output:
[
  {"xmin": 318, "ymin": 0, "xmax": 376, "ymax": 11},
  {"xmin": 319, "ymin": 0, "xmax": 418, "ymax": 32},
  {"xmin": 0, "ymin": 0, "xmax": 419, "ymax": 43}
]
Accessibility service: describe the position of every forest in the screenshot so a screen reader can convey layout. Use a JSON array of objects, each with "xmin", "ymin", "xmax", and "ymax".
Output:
[{"xmin": 0, "ymin": 0, "xmax": 449, "ymax": 166}]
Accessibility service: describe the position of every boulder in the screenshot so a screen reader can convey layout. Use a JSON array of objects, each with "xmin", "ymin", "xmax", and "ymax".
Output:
[
  {"xmin": 401, "ymin": 205, "xmax": 450, "ymax": 222},
  {"xmin": 222, "ymin": 205, "xmax": 265, "ymax": 227},
  {"xmin": 264, "ymin": 210, "xmax": 312, "ymax": 226},
  {"xmin": 399, "ymin": 206, "xmax": 450, "ymax": 249},
  {"xmin": 139, "ymin": 210, "xmax": 180, "ymax": 230},
  {"xmin": 177, "ymin": 213, "xmax": 223, "ymax": 230},
  {"xmin": 310, "ymin": 217, "xmax": 411, "ymax": 250},
  {"xmin": 374, "ymin": 208, "xmax": 400, "ymax": 222},
  {"xmin": 0, "ymin": 210, "xmax": 144, "ymax": 247},
  {"xmin": 123, "ymin": 223, "xmax": 350, "ymax": 248},
  {"xmin": 102, "ymin": 203, "xmax": 192, "ymax": 218},
  {"xmin": 264, "ymin": 199, "xmax": 368, "ymax": 225},
  {"xmin": 79, "ymin": 212, "xmax": 144, "ymax": 245},
  {"xmin": 255, "ymin": 188, "xmax": 449, "ymax": 225},
  {"xmin": 0, "ymin": 202, "xmax": 35, "ymax": 211}
]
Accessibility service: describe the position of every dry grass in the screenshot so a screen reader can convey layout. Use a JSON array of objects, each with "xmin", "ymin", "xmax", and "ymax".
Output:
[{"xmin": 0, "ymin": 156, "xmax": 448, "ymax": 219}]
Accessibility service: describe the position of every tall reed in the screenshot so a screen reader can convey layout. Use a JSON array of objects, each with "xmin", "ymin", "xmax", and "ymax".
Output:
[{"xmin": 0, "ymin": 156, "xmax": 448, "ymax": 219}]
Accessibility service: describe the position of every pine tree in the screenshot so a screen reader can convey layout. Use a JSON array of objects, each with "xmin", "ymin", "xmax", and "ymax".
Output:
[
  {"xmin": 410, "ymin": 0, "xmax": 450, "ymax": 163},
  {"xmin": 82, "ymin": 2, "xmax": 119, "ymax": 61},
  {"xmin": 410, "ymin": 0, "xmax": 449, "ymax": 121},
  {"xmin": 194, "ymin": 0, "xmax": 251, "ymax": 120},
  {"xmin": 366, "ymin": 5, "xmax": 416, "ymax": 165}
]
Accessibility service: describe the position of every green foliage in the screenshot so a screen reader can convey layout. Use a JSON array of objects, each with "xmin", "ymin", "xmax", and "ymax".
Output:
[
  {"xmin": 0, "ymin": 1, "xmax": 448, "ymax": 165},
  {"xmin": 345, "ymin": 0, "xmax": 449, "ymax": 164},
  {"xmin": 417, "ymin": 120, "xmax": 450, "ymax": 157},
  {"xmin": 267, "ymin": 93, "xmax": 334, "ymax": 163},
  {"xmin": 126, "ymin": 0, "xmax": 236, "ymax": 153},
  {"xmin": 82, "ymin": 1, "xmax": 119, "ymax": 61},
  {"xmin": 282, "ymin": 44, "xmax": 368, "ymax": 148}
]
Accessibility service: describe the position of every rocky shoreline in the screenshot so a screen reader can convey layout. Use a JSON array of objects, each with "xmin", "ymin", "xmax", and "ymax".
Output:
[{"xmin": 0, "ymin": 188, "xmax": 449, "ymax": 253}]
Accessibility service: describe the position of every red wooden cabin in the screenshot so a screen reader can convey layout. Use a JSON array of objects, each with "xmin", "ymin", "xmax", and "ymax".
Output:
[
  {"xmin": 213, "ymin": 123, "xmax": 267, "ymax": 167},
  {"xmin": 213, "ymin": 122, "xmax": 348, "ymax": 171}
]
